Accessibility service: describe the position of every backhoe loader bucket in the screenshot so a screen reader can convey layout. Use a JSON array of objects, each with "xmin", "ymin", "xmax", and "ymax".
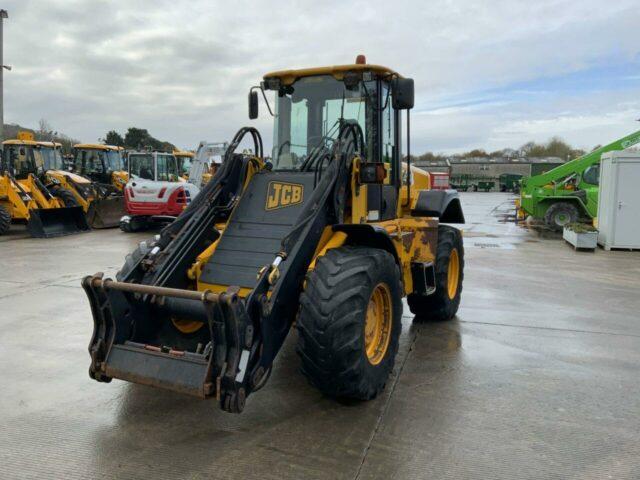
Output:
[
  {"xmin": 27, "ymin": 206, "xmax": 90, "ymax": 238},
  {"xmin": 86, "ymin": 196, "xmax": 125, "ymax": 229}
]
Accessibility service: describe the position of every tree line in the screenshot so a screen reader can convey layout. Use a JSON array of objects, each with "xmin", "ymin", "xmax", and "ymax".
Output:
[
  {"xmin": 103, "ymin": 128, "xmax": 176, "ymax": 152},
  {"xmin": 413, "ymin": 137, "xmax": 592, "ymax": 163}
]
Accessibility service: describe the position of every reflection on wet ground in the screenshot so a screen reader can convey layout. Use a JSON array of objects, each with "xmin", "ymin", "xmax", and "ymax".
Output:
[{"xmin": 1, "ymin": 192, "xmax": 640, "ymax": 479}]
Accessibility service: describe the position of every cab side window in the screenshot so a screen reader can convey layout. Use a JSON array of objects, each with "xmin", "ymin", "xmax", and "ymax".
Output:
[
  {"xmin": 381, "ymin": 83, "xmax": 395, "ymax": 165},
  {"xmin": 582, "ymin": 164, "xmax": 600, "ymax": 185}
]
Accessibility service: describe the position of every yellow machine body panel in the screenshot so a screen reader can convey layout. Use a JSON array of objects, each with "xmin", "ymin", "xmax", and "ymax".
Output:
[{"xmin": 111, "ymin": 170, "xmax": 129, "ymax": 190}]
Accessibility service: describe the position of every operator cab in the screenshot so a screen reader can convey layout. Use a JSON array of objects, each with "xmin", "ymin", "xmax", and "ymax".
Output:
[
  {"xmin": 2, "ymin": 136, "xmax": 64, "ymax": 179},
  {"xmin": 582, "ymin": 164, "xmax": 600, "ymax": 186},
  {"xmin": 73, "ymin": 144, "xmax": 125, "ymax": 182},
  {"xmin": 249, "ymin": 56, "xmax": 415, "ymax": 222},
  {"xmin": 174, "ymin": 150, "xmax": 195, "ymax": 177},
  {"xmin": 128, "ymin": 151, "xmax": 181, "ymax": 182},
  {"xmin": 256, "ymin": 59, "xmax": 410, "ymax": 175}
]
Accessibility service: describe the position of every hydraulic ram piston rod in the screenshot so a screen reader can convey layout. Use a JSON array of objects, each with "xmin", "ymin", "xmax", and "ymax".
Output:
[{"xmin": 85, "ymin": 275, "xmax": 221, "ymax": 303}]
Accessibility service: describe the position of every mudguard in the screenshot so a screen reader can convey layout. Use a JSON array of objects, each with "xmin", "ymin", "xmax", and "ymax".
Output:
[
  {"xmin": 332, "ymin": 223, "xmax": 400, "ymax": 264},
  {"xmin": 411, "ymin": 189, "xmax": 465, "ymax": 223}
]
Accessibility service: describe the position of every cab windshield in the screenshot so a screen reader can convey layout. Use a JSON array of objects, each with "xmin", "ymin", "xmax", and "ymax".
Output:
[
  {"xmin": 582, "ymin": 164, "xmax": 600, "ymax": 185},
  {"xmin": 271, "ymin": 75, "xmax": 376, "ymax": 170},
  {"xmin": 4, "ymin": 145, "xmax": 40, "ymax": 178},
  {"xmin": 40, "ymin": 146, "xmax": 64, "ymax": 171},
  {"xmin": 129, "ymin": 153, "xmax": 179, "ymax": 181},
  {"xmin": 177, "ymin": 156, "xmax": 193, "ymax": 175},
  {"xmin": 105, "ymin": 151, "xmax": 124, "ymax": 171},
  {"xmin": 75, "ymin": 149, "xmax": 124, "ymax": 174},
  {"xmin": 157, "ymin": 154, "xmax": 179, "ymax": 181}
]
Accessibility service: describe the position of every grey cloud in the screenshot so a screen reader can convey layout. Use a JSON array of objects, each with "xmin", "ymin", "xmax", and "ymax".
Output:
[{"xmin": 3, "ymin": 0, "xmax": 640, "ymax": 151}]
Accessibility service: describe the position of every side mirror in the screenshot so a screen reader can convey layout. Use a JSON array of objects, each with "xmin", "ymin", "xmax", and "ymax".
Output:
[
  {"xmin": 249, "ymin": 90, "xmax": 259, "ymax": 119},
  {"xmin": 392, "ymin": 77, "xmax": 414, "ymax": 110}
]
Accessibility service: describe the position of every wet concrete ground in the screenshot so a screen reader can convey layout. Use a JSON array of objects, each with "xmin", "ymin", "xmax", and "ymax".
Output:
[{"xmin": 1, "ymin": 192, "xmax": 639, "ymax": 479}]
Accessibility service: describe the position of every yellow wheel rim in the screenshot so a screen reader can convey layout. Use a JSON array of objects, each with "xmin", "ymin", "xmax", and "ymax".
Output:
[
  {"xmin": 447, "ymin": 248, "xmax": 460, "ymax": 300},
  {"xmin": 364, "ymin": 283, "xmax": 392, "ymax": 366},
  {"xmin": 171, "ymin": 318, "xmax": 204, "ymax": 334}
]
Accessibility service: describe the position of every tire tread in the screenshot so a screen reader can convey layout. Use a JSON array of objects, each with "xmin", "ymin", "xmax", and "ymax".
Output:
[{"xmin": 297, "ymin": 246, "xmax": 402, "ymax": 400}]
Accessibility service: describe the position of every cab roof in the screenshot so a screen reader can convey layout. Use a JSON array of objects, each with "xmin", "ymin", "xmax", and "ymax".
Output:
[
  {"xmin": 74, "ymin": 143, "xmax": 124, "ymax": 151},
  {"xmin": 263, "ymin": 62, "xmax": 400, "ymax": 86},
  {"xmin": 173, "ymin": 150, "xmax": 195, "ymax": 158},
  {"xmin": 3, "ymin": 139, "xmax": 62, "ymax": 148}
]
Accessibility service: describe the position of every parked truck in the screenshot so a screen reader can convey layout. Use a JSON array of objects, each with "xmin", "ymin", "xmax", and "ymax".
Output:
[{"xmin": 517, "ymin": 129, "xmax": 640, "ymax": 230}]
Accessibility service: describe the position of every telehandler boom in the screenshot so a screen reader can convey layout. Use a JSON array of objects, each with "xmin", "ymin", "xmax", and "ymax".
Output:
[{"xmin": 82, "ymin": 57, "xmax": 465, "ymax": 413}]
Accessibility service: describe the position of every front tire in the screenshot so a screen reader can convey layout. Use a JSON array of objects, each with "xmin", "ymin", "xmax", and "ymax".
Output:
[
  {"xmin": 297, "ymin": 246, "xmax": 403, "ymax": 400},
  {"xmin": 408, "ymin": 225, "xmax": 464, "ymax": 321},
  {"xmin": 52, "ymin": 187, "xmax": 79, "ymax": 207},
  {"xmin": 0, "ymin": 205, "xmax": 11, "ymax": 235},
  {"xmin": 544, "ymin": 202, "xmax": 579, "ymax": 231}
]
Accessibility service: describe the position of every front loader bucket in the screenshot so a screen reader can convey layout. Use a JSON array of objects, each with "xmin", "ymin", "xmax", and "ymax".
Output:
[
  {"xmin": 82, "ymin": 276, "xmax": 255, "ymax": 412},
  {"xmin": 86, "ymin": 196, "xmax": 125, "ymax": 229},
  {"xmin": 27, "ymin": 206, "xmax": 90, "ymax": 238}
]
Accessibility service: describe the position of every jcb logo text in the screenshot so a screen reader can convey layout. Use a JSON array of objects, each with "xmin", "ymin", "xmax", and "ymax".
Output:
[{"xmin": 265, "ymin": 182, "xmax": 304, "ymax": 210}]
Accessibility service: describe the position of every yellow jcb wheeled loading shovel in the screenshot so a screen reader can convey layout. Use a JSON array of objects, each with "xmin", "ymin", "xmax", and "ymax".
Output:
[
  {"xmin": 82, "ymin": 57, "xmax": 465, "ymax": 413},
  {"xmin": 0, "ymin": 172, "xmax": 90, "ymax": 237}
]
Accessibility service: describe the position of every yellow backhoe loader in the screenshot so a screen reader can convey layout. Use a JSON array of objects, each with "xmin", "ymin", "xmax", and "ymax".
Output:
[
  {"xmin": 71, "ymin": 144, "xmax": 128, "ymax": 228},
  {"xmin": 1, "ymin": 133, "xmax": 89, "ymax": 237},
  {"xmin": 82, "ymin": 56, "xmax": 465, "ymax": 413}
]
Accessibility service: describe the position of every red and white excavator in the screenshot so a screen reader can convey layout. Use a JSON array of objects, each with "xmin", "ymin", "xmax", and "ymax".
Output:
[{"xmin": 120, "ymin": 151, "xmax": 200, "ymax": 232}]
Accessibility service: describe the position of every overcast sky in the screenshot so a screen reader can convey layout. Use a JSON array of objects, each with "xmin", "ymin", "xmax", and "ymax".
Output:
[{"xmin": 3, "ymin": 0, "xmax": 640, "ymax": 154}]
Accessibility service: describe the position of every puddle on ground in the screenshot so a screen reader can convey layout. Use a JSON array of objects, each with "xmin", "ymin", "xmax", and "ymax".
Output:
[{"xmin": 461, "ymin": 194, "xmax": 548, "ymax": 249}]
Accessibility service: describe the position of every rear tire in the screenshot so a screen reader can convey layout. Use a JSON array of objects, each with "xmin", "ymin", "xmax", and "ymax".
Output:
[
  {"xmin": 408, "ymin": 225, "xmax": 464, "ymax": 321},
  {"xmin": 52, "ymin": 187, "xmax": 79, "ymax": 207},
  {"xmin": 0, "ymin": 205, "xmax": 11, "ymax": 235},
  {"xmin": 544, "ymin": 202, "xmax": 579, "ymax": 231},
  {"xmin": 297, "ymin": 246, "xmax": 403, "ymax": 400}
]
